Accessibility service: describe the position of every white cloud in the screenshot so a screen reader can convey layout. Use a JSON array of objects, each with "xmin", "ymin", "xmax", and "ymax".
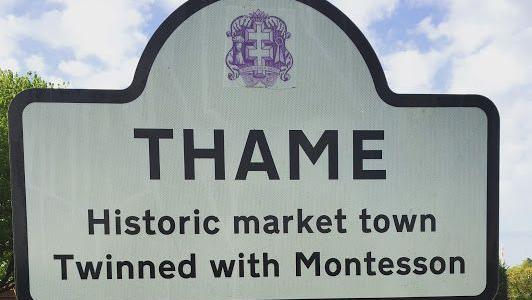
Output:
[
  {"xmin": 66, "ymin": 57, "xmax": 139, "ymax": 88},
  {"xmin": 0, "ymin": 0, "xmax": 17, "ymax": 12},
  {"xmin": 1, "ymin": 0, "xmax": 155, "ymax": 88},
  {"xmin": 0, "ymin": 15, "xmax": 22, "ymax": 72},
  {"xmin": 418, "ymin": 1, "xmax": 531, "ymax": 55},
  {"xmin": 39, "ymin": 0, "xmax": 151, "ymax": 63},
  {"xmin": 449, "ymin": 42, "xmax": 529, "ymax": 96},
  {"xmin": 58, "ymin": 60, "xmax": 93, "ymax": 77},
  {"xmin": 159, "ymin": 0, "xmax": 399, "ymax": 28},
  {"xmin": 329, "ymin": 0, "xmax": 399, "ymax": 31},
  {"xmin": 416, "ymin": 1, "xmax": 532, "ymax": 96},
  {"xmin": 157, "ymin": 0, "xmax": 188, "ymax": 13},
  {"xmin": 1, "ymin": 57, "xmax": 19, "ymax": 72},
  {"xmin": 383, "ymin": 49, "xmax": 444, "ymax": 92},
  {"xmin": 161, "ymin": 0, "xmax": 396, "ymax": 26},
  {"xmin": 25, "ymin": 55, "xmax": 46, "ymax": 73}
]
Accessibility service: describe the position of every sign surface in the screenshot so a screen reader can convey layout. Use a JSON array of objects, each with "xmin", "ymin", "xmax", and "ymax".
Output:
[{"xmin": 9, "ymin": 0, "xmax": 499, "ymax": 299}]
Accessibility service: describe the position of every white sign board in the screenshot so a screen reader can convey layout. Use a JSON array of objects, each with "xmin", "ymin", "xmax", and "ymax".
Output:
[{"xmin": 9, "ymin": 0, "xmax": 499, "ymax": 299}]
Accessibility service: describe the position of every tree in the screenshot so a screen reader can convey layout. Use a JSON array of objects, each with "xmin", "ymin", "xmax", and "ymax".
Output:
[
  {"xmin": 507, "ymin": 258, "xmax": 532, "ymax": 299},
  {"xmin": 0, "ymin": 69, "xmax": 61, "ymax": 292},
  {"xmin": 496, "ymin": 260, "xmax": 508, "ymax": 300},
  {"xmin": 522, "ymin": 258, "xmax": 532, "ymax": 268}
]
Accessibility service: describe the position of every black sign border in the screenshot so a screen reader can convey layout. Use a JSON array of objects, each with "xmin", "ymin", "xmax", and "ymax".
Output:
[{"xmin": 9, "ymin": 0, "xmax": 499, "ymax": 299}]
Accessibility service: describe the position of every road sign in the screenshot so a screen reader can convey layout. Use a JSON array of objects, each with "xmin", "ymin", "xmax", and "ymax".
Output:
[{"xmin": 9, "ymin": 0, "xmax": 499, "ymax": 299}]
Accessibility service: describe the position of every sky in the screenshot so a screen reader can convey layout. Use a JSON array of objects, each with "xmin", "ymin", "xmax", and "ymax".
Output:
[{"xmin": 0, "ymin": 0, "xmax": 530, "ymax": 266}]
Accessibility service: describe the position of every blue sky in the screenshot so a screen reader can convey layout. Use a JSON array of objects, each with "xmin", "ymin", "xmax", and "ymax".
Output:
[{"xmin": 1, "ymin": 0, "xmax": 531, "ymax": 266}]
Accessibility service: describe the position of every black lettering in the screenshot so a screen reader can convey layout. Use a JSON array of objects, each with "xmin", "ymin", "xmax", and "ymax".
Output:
[
  {"xmin": 248, "ymin": 253, "xmax": 260, "ymax": 278},
  {"xmin": 183, "ymin": 129, "xmax": 225, "ymax": 180},
  {"xmin": 359, "ymin": 209, "xmax": 371, "ymax": 233},
  {"xmin": 159, "ymin": 260, "xmax": 176, "ymax": 279},
  {"xmin": 413, "ymin": 257, "xmax": 427, "ymax": 275},
  {"xmin": 106, "ymin": 254, "xmax": 112, "ymax": 279},
  {"xmin": 378, "ymin": 258, "xmax": 394, "ymax": 275},
  {"xmin": 296, "ymin": 252, "xmax": 320, "ymax": 276},
  {"xmin": 264, "ymin": 215, "xmax": 280, "ymax": 234},
  {"xmin": 263, "ymin": 253, "xmax": 279, "ymax": 277},
  {"xmin": 115, "ymin": 209, "xmax": 121, "ymax": 234},
  {"xmin": 124, "ymin": 216, "xmax": 140, "ymax": 235},
  {"xmin": 138, "ymin": 260, "xmax": 156, "ymax": 279},
  {"xmin": 344, "ymin": 257, "xmax": 361, "ymax": 275},
  {"xmin": 134, "ymin": 128, "xmax": 173, "ymax": 180},
  {"xmin": 430, "ymin": 256, "xmax": 446, "ymax": 275},
  {"xmin": 364, "ymin": 251, "xmax": 376, "ymax": 276},
  {"xmin": 53, "ymin": 254, "xmax": 74, "ymax": 280},
  {"xmin": 210, "ymin": 260, "xmax": 236, "ymax": 278},
  {"xmin": 204, "ymin": 216, "xmax": 220, "ymax": 235},
  {"xmin": 325, "ymin": 258, "xmax": 342, "ymax": 276},
  {"xmin": 234, "ymin": 216, "xmax": 260, "ymax": 234},
  {"xmin": 393, "ymin": 214, "xmax": 417, "ymax": 232},
  {"xmin": 289, "ymin": 130, "xmax": 338, "ymax": 180},
  {"xmin": 158, "ymin": 216, "xmax": 176, "ymax": 235},
  {"xmin": 142, "ymin": 210, "xmax": 156, "ymax": 235},
  {"xmin": 76, "ymin": 261, "xmax": 103, "ymax": 280},
  {"xmin": 316, "ymin": 215, "xmax": 332, "ymax": 233},
  {"xmin": 374, "ymin": 214, "xmax": 390, "ymax": 233},
  {"xmin": 88, "ymin": 209, "xmax": 109, "ymax": 235},
  {"xmin": 335, "ymin": 209, "xmax": 347, "ymax": 233},
  {"xmin": 396, "ymin": 257, "xmax": 411, "ymax": 275},
  {"xmin": 297, "ymin": 209, "xmax": 314, "ymax": 233},
  {"xmin": 178, "ymin": 254, "xmax": 196, "ymax": 278},
  {"xmin": 179, "ymin": 216, "xmax": 190, "ymax": 234},
  {"xmin": 421, "ymin": 214, "xmax": 437, "ymax": 232},
  {"xmin": 236, "ymin": 130, "xmax": 279, "ymax": 180},
  {"xmin": 117, "ymin": 261, "xmax": 134, "ymax": 279},
  {"xmin": 353, "ymin": 130, "xmax": 386, "ymax": 179},
  {"xmin": 450, "ymin": 256, "xmax": 465, "ymax": 274},
  {"xmin": 282, "ymin": 215, "xmax": 293, "ymax": 233}
]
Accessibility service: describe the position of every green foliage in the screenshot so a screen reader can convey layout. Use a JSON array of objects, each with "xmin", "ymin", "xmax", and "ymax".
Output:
[
  {"xmin": 508, "ymin": 258, "xmax": 532, "ymax": 299},
  {"xmin": 0, "ymin": 69, "xmax": 61, "ymax": 291},
  {"xmin": 522, "ymin": 258, "xmax": 532, "ymax": 268},
  {"xmin": 496, "ymin": 260, "xmax": 508, "ymax": 300}
]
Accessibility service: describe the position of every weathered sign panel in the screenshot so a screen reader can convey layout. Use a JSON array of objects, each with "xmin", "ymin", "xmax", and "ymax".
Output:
[{"xmin": 9, "ymin": 0, "xmax": 499, "ymax": 299}]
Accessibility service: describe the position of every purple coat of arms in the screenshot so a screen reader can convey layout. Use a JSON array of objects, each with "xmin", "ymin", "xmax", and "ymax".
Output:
[{"xmin": 226, "ymin": 10, "xmax": 293, "ymax": 88}]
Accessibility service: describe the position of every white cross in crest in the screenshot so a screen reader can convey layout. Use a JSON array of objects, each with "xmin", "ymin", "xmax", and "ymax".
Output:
[{"xmin": 246, "ymin": 22, "xmax": 273, "ymax": 75}]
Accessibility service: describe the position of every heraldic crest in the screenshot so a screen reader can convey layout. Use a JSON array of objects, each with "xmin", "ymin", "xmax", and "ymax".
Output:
[{"xmin": 226, "ymin": 10, "xmax": 294, "ymax": 88}]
